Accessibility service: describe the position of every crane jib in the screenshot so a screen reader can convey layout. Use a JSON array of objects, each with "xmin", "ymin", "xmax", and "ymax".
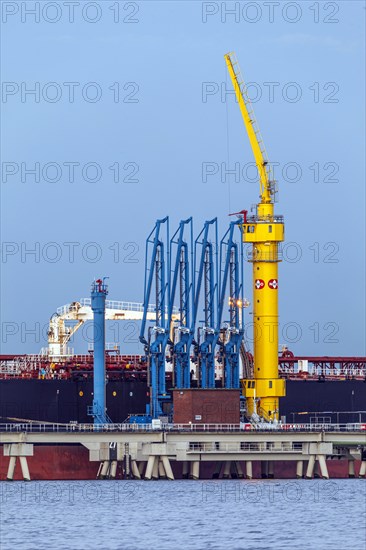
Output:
[{"xmin": 224, "ymin": 52, "xmax": 275, "ymax": 204}]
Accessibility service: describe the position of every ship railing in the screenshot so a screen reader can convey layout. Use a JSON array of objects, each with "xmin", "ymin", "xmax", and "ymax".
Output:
[
  {"xmin": 0, "ymin": 360, "xmax": 22, "ymax": 375},
  {"xmin": 77, "ymin": 299, "xmax": 180, "ymax": 315},
  {"xmin": 309, "ymin": 366, "xmax": 365, "ymax": 377},
  {"xmin": 88, "ymin": 343, "xmax": 121, "ymax": 352},
  {"xmin": 39, "ymin": 348, "xmax": 75, "ymax": 358},
  {"xmin": 0, "ymin": 422, "xmax": 365, "ymax": 433}
]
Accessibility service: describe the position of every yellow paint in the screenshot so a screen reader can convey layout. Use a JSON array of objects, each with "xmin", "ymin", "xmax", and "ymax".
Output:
[{"xmin": 225, "ymin": 52, "xmax": 286, "ymax": 421}]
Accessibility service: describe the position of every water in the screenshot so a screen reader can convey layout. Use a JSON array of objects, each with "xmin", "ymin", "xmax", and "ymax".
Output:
[{"xmin": 1, "ymin": 479, "xmax": 365, "ymax": 550}]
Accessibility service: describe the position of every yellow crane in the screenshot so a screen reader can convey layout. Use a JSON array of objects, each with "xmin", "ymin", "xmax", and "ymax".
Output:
[{"xmin": 224, "ymin": 52, "xmax": 285, "ymax": 421}]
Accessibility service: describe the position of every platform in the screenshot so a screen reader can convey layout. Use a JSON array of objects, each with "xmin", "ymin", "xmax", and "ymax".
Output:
[{"xmin": 1, "ymin": 423, "xmax": 365, "ymax": 481}]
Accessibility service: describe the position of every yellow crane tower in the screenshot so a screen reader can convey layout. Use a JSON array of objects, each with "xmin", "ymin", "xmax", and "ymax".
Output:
[{"xmin": 224, "ymin": 52, "xmax": 285, "ymax": 421}]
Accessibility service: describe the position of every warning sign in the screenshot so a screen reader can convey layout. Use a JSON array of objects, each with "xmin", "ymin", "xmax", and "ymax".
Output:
[
  {"xmin": 255, "ymin": 279, "xmax": 265, "ymax": 289},
  {"xmin": 268, "ymin": 279, "xmax": 278, "ymax": 289}
]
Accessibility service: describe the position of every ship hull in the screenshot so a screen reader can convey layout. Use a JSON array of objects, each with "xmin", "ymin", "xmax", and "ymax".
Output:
[
  {"xmin": 0, "ymin": 444, "xmax": 361, "ymax": 481},
  {"xmin": 1, "ymin": 378, "xmax": 365, "ymax": 424}
]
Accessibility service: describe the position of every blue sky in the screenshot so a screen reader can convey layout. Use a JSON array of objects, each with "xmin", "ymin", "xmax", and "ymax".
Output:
[{"xmin": 1, "ymin": 0, "xmax": 365, "ymax": 356}]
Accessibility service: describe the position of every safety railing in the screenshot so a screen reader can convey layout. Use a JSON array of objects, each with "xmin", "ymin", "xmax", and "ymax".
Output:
[
  {"xmin": 0, "ymin": 422, "xmax": 365, "ymax": 434},
  {"xmin": 187, "ymin": 441, "xmax": 303, "ymax": 453},
  {"xmin": 57, "ymin": 299, "xmax": 180, "ymax": 316},
  {"xmin": 246, "ymin": 215, "xmax": 284, "ymax": 224}
]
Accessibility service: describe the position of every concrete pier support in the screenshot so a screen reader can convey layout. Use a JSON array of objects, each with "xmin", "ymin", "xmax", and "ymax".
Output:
[
  {"xmin": 109, "ymin": 461, "xmax": 117, "ymax": 479},
  {"xmin": 348, "ymin": 460, "xmax": 355, "ymax": 478},
  {"xmin": 6, "ymin": 457, "xmax": 17, "ymax": 481},
  {"xmin": 152, "ymin": 457, "xmax": 159, "ymax": 480},
  {"xmin": 19, "ymin": 457, "xmax": 31, "ymax": 481},
  {"xmin": 131, "ymin": 460, "xmax": 141, "ymax": 480},
  {"xmin": 161, "ymin": 456, "xmax": 174, "ymax": 480},
  {"xmin": 296, "ymin": 460, "xmax": 304, "ymax": 479},
  {"xmin": 236, "ymin": 462, "xmax": 244, "ymax": 479},
  {"xmin": 359, "ymin": 461, "xmax": 366, "ymax": 478},
  {"xmin": 223, "ymin": 461, "xmax": 231, "ymax": 479},
  {"xmin": 4, "ymin": 443, "xmax": 33, "ymax": 481},
  {"xmin": 182, "ymin": 461, "xmax": 189, "ymax": 479},
  {"xmin": 318, "ymin": 455, "xmax": 329, "ymax": 479},
  {"xmin": 144, "ymin": 456, "xmax": 155, "ymax": 480},
  {"xmin": 158, "ymin": 460, "xmax": 166, "ymax": 479},
  {"xmin": 245, "ymin": 461, "xmax": 253, "ymax": 480},
  {"xmin": 190, "ymin": 461, "xmax": 200, "ymax": 480},
  {"xmin": 261, "ymin": 461, "xmax": 269, "ymax": 479},
  {"xmin": 99, "ymin": 460, "xmax": 110, "ymax": 479},
  {"xmin": 306, "ymin": 455, "xmax": 316, "ymax": 479},
  {"xmin": 268, "ymin": 462, "xmax": 274, "ymax": 479}
]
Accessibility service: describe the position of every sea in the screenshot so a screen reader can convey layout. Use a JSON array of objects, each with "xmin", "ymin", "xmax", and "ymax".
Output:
[{"xmin": 0, "ymin": 479, "xmax": 365, "ymax": 550}]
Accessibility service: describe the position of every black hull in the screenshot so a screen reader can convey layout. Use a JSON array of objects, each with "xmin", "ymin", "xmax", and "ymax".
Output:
[
  {"xmin": 0, "ymin": 379, "xmax": 149, "ymax": 424},
  {"xmin": 0, "ymin": 379, "xmax": 365, "ymax": 424}
]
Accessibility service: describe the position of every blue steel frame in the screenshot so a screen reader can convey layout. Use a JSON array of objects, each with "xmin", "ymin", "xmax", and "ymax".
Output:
[
  {"xmin": 193, "ymin": 219, "xmax": 218, "ymax": 389},
  {"xmin": 217, "ymin": 222, "xmax": 244, "ymax": 388},
  {"xmin": 139, "ymin": 217, "xmax": 170, "ymax": 418},
  {"xmin": 168, "ymin": 218, "xmax": 194, "ymax": 389}
]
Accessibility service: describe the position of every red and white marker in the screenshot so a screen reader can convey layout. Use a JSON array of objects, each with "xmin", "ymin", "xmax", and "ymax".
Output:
[
  {"xmin": 268, "ymin": 279, "xmax": 278, "ymax": 289},
  {"xmin": 255, "ymin": 279, "xmax": 265, "ymax": 290}
]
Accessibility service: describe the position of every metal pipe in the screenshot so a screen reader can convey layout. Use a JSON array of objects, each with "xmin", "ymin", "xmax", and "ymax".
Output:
[{"xmin": 91, "ymin": 278, "xmax": 108, "ymax": 424}]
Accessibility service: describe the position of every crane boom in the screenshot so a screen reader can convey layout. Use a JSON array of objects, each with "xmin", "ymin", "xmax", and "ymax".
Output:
[{"xmin": 224, "ymin": 52, "xmax": 275, "ymax": 204}]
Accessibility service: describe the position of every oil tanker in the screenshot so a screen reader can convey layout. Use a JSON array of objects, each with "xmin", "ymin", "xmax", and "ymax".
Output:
[
  {"xmin": 1, "ymin": 349, "xmax": 365, "ymax": 425},
  {"xmin": 0, "ymin": 349, "xmax": 365, "ymax": 481}
]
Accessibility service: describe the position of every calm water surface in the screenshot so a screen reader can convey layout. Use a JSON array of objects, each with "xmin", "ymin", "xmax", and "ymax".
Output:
[{"xmin": 1, "ymin": 479, "xmax": 365, "ymax": 550}]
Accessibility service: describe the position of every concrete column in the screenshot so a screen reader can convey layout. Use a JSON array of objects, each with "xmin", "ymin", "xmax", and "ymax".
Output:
[
  {"xmin": 190, "ymin": 461, "xmax": 200, "ymax": 480},
  {"xmin": 96, "ymin": 462, "xmax": 103, "ymax": 479},
  {"xmin": 296, "ymin": 460, "xmax": 304, "ymax": 479},
  {"xmin": 158, "ymin": 459, "xmax": 166, "ymax": 479},
  {"xmin": 152, "ymin": 456, "xmax": 159, "ymax": 480},
  {"xmin": 223, "ymin": 461, "xmax": 231, "ymax": 479},
  {"xmin": 6, "ymin": 457, "xmax": 17, "ymax": 481},
  {"xmin": 318, "ymin": 455, "xmax": 329, "ymax": 479},
  {"xmin": 236, "ymin": 462, "xmax": 244, "ymax": 479},
  {"xmin": 268, "ymin": 462, "xmax": 274, "ymax": 479},
  {"xmin": 182, "ymin": 461, "xmax": 189, "ymax": 479},
  {"xmin": 161, "ymin": 456, "xmax": 175, "ymax": 480},
  {"xmin": 246, "ymin": 461, "xmax": 253, "ymax": 480},
  {"xmin": 261, "ymin": 461, "xmax": 269, "ymax": 479},
  {"xmin": 144, "ymin": 455, "xmax": 155, "ymax": 480},
  {"xmin": 305, "ymin": 455, "xmax": 315, "ymax": 479},
  {"xmin": 359, "ymin": 461, "xmax": 366, "ymax": 478},
  {"xmin": 109, "ymin": 461, "xmax": 117, "ymax": 479},
  {"xmin": 131, "ymin": 460, "xmax": 141, "ymax": 480},
  {"xmin": 19, "ymin": 457, "xmax": 30, "ymax": 482},
  {"xmin": 99, "ymin": 460, "xmax": 110, "ymax": 479},
  {"xmin": 348, "ymin": 460, "xmax": 355, "ymax": 478}
]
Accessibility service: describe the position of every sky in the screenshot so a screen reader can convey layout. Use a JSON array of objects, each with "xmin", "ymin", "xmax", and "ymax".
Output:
[{"xmin": 1, "ymin": 0, "xmax": 365, "ymax": 357}]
